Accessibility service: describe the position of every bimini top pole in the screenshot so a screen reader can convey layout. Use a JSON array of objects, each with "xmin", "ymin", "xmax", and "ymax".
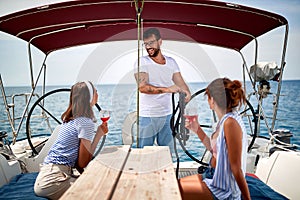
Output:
[
  {"xmin": 135, "ymin": 0, "xmax": 144, "ymax": 148},
  {"xmin": 272, "ymin": 23, "xmax": 289, "ymax": 131}
]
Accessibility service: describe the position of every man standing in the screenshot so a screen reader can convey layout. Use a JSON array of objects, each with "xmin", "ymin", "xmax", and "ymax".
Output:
[{"xmin": 134, "ymin": 28, "xmax": 191, "ymax": 154}]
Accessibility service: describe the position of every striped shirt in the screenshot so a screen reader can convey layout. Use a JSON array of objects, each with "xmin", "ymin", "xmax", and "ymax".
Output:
[
  {"xmin": 44, "ymin": 117, "xmax": 95, "ymax": 167},
  {"xmin": 204, "ymin": 112, "xmax": 248, "ymax": 199}
]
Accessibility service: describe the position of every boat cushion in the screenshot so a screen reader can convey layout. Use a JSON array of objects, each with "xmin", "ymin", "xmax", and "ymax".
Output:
[
  {"xmin": 246, "ymin": 174, "xmax": 288, "ymax": 200},
  {"xmin": 0, "ymin": 172, "xmax": 46, "ymax": 200},
  {"xmin": 0, "ymin": 172, "xmax": 288, "ymax": 199}
]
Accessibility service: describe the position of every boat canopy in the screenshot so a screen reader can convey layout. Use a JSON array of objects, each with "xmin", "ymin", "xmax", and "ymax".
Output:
[{"xmin": 0, "ymin": 0, "xmax": 288, "ymax": 55}]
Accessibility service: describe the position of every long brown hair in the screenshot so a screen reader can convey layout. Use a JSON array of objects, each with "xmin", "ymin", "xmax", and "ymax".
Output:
[
  {"xmin": 61, "ymin": 81, "xmax": 95, "ymax": 123},
  {"xmin": 205, "ymin": 78, "xmax": 246, "ymax": 112}
]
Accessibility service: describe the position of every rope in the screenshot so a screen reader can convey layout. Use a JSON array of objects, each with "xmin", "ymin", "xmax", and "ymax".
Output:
[{"xmin": 171, "ymin": 92, "xmax": 210, "ymax": 179}]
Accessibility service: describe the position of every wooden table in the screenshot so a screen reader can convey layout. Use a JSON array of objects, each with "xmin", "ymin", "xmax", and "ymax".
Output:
[{"xmin": 60, "ymin": 145, "xmax": 181, "ymax": 200}]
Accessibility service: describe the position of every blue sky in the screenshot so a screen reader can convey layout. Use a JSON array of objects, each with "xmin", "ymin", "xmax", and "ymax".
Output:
[{"xmin": 0, "ymin": 0, "xmax": 299, "ymax": 86}]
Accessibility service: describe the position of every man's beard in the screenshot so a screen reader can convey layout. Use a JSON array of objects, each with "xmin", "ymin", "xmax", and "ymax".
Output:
[{"xmin": 147, "ymin": 47, "xmax": 160, "ymax": 57}]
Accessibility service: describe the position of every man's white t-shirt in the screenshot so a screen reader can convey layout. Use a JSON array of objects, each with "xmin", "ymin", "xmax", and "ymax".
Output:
[{"xmin": 134, "ymin": 55, "xmax": 180, "ymax": 117}]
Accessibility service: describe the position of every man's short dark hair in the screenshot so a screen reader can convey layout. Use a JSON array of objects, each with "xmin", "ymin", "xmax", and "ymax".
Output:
[{"xmin": 143, "ymin": 28, "xmax": 161, "ymax": 40}]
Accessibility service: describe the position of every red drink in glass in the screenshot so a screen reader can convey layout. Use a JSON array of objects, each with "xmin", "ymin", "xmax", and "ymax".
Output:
[
  {"xmin": 100, "ymin": 116, "xmax": 110, "ymax": 122},
  {"xmin": 100, "ymin": 110, "xmax": 110, "ymax": 123}
]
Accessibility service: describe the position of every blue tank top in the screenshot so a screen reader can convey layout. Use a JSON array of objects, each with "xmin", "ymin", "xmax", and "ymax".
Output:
[{"xmin": 204, "ymin": 112, "xmax": 248, "ymax": 199}]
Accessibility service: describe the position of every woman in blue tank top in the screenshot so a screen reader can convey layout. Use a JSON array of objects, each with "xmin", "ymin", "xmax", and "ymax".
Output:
[{"xmin": 178, "ymin": 78, "xmax": 251, "ymax": 200}]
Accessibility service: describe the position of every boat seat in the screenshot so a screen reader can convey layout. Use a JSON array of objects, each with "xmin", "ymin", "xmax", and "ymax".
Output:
[
  {"xmin": 245, "ymin": 174, "xmax": 288, "ymax": 200},
  {"xmin": 0, "ymin": 153, "xmax": 22, "ymax": 187},
  {"xmin": 255, "ymin": 151, "xmax": 300, "ymax": 199},
  {"xmin": 0, "ymin": 125, "xmax": 58, "ymax": 199},
  {"xmin": 0, "ymin": 171, "xmax": 46, "ymax": 199},
  {"xmin": 25, "ymin": 125, "xmax": 60, "ymax": 172}
]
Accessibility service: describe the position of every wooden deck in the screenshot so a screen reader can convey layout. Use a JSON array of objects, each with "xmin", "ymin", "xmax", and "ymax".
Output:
[{"xmin": 61, "ymin": 145, "xmax": 181, "ymax": 200}]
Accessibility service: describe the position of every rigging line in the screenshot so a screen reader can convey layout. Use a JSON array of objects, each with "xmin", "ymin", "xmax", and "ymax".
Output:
[
  {"xmin": 14, "ymin": 26, "xmax": 82, "ymax": 142},
  {"xmin": 14, "ymin": 55, "xmax": 48, "ymax": 144},
  {"xmin": 171, "ymin": 93, "xmax": 181, "ymax": 178},
  {"xmin": 0, "ymin": 75, "xmax": 17, "ymax": 139}
]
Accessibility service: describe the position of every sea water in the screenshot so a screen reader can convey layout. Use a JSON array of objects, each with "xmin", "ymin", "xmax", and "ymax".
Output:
[{"xmin": 1, "ymin": 80, "xmax": 299, "ymax": 161}]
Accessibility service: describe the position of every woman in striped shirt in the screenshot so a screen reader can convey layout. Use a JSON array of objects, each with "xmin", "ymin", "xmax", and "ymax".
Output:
[
  {"xmin": 34, "ymin": 81, "xmax": 108, "ymax": 199},
  {"xmin": 178, "ymin": 78, "xmax": 251, "ymax": 200}
]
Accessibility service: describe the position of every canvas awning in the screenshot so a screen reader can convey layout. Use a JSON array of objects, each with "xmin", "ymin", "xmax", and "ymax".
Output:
[{"xmin": 0, "ymin": 0, "xmax": 288, "ymax": 54}]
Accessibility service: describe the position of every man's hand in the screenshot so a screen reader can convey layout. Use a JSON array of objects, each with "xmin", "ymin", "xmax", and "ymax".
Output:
[
  {"xmin": 168, "ymin": 85, "xmax": 191, "ymax": 102},
  {"xmin": 167, "ymin": 85, "xmax": 182, "ymax": 93},
  {"xmin": 183, "ymin": 90, "xmax": 191, "ymax": 102}
]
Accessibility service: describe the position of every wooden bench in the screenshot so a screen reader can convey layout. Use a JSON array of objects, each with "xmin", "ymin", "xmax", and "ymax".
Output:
[{"xmin": 61, "ymin": 145, "xmax": 181, "ymax": 200}]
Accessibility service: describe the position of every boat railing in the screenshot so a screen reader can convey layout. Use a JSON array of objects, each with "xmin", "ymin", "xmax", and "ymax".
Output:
[{"xmin": 0, "ymin": 74, "xmax": 45, "ymax": 143}]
